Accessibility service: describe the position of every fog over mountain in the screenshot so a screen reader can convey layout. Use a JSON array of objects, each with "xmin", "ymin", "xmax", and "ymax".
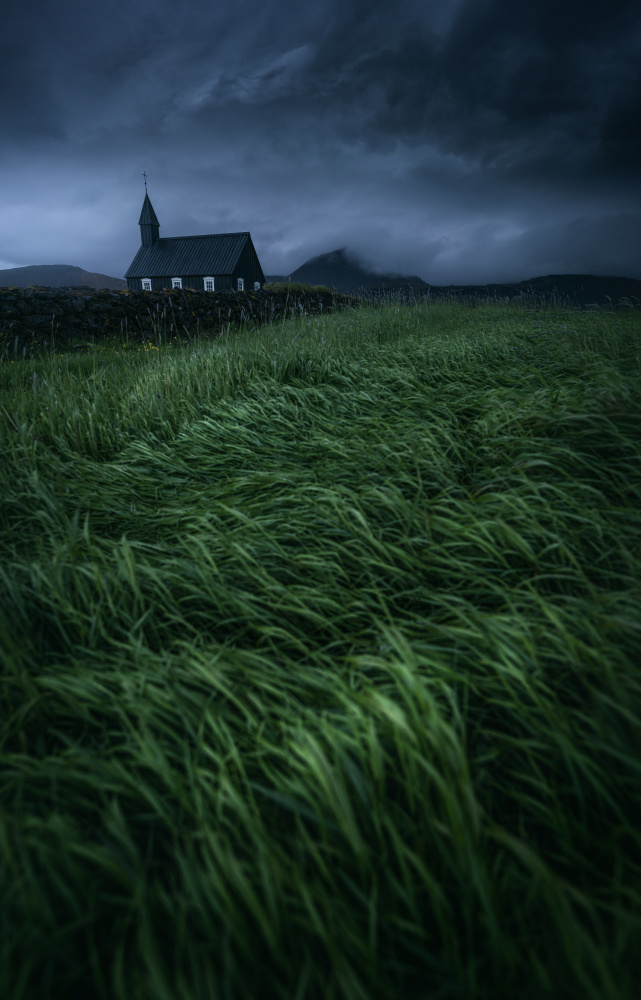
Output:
[
  {"xmin": 266, "ymin": 248, "xmax": 431, "ymax": 291},
  {"xmin": 267, "ymin": 249, "xmax": 641, "ymax": 304}
]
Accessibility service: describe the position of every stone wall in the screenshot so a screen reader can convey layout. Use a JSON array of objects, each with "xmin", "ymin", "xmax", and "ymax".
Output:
[{"xmin": 0, "ymin": 285, "xmax": 372, "ymax": 353}]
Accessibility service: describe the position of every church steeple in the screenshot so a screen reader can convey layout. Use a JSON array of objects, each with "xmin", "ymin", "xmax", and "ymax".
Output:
[{"xmin": 139, "ymin": 189, "xmax": 160, "ymax": 247}]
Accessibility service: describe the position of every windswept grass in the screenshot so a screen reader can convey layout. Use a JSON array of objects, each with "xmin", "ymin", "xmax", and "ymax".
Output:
[{"xmin": 0, "ymin": 295, "xmax": 640, "ymax": 1000}]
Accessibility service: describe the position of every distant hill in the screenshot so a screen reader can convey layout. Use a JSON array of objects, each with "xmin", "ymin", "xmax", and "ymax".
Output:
[
  {"xmin": 0, "ymin": 264, "xmax": 126, "ymax": 290},
  {"xmin": 266, "ymin": 248, "xmax": 641, "ymax": 306},
  {"xmin": 422, "ymin": 273, "xmax": 641, "ymax": 307}
]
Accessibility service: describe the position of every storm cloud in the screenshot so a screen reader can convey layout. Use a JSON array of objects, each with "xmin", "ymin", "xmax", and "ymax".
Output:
[{"xmin": 1, "ymin": 0, "xmax": 640, "ymax": 283}]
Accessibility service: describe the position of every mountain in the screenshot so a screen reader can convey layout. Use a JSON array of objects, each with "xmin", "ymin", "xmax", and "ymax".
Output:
[
  {"xmin": 266, "ymin": 248, "xmax": 641, "ymax": 305},
  {"xmin": 3, "ymin": 256, "xmax": 639, "ymax": 307},
  {"xmin": 0, "ymin": 264, "xmax": 126, "ymax": 290},
  {"xmin": 422, "ymin": 273, "xmax": 641, "ymax": 307},
  {"xmin": 265, "ymin": 247, "xmax": 430, "ymax": 293}
]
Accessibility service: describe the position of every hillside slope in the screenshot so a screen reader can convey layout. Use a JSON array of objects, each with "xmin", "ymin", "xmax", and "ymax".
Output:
[
  {"xmin": 267, "ymin": 248, "xmax": 641, "ymax": 305},
  {"xmin": 0, "ymin": 264, "xmax": 126, "ymax": 290}
]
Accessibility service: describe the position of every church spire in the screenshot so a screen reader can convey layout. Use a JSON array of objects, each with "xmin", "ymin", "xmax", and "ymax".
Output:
[{"xmin": 138, "ymin": 185, "xmax": 160, "ymax": 246}]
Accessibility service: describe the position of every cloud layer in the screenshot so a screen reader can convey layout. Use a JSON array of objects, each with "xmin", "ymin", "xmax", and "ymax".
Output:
[{"xmin": 2, "ymin": 0, "xmax": 640, "ymax": 282}]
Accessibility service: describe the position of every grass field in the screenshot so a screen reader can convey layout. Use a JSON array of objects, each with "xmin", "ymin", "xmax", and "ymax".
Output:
[{"xmin": 1, "ymin": 294, "xmax": 640, "ymax": 999}]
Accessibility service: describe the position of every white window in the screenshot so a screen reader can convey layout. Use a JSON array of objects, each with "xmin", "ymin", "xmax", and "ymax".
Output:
[
  {"xmin": 142, "ymin": 278, "xmax": 152, "ymax": 290},
  {"xmin": 237, "ymin": 277, "xmax": 244, "ymax": 291},
  {"xmin": 253, "ymin": 281, "xmax": 260, "ymax": 291},
  {"xmin": 204, "ymin": 277, "xmax": 215, "ymax": 292},
  {"xmin": 172, "ymin": 278, "xmax": 182, "ymax": 289}
]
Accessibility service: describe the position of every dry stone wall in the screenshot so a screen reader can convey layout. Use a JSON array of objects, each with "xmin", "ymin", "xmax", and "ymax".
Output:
[{"xmin": 0, "ymin": 285, "xmax": 370, "ymax": 352}]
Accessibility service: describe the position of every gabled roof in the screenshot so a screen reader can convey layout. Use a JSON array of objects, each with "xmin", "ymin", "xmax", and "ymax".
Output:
[{"xmin": 125, "ymin": 232, "xmax": 260, "ymax": 279}]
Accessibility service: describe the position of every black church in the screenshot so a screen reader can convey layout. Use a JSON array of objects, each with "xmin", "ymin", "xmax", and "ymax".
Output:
[{"xmin": 125, "ymin": 192, "xmax": 266, "ymax": 293}]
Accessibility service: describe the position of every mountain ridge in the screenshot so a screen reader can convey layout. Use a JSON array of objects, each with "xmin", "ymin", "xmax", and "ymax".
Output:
[
  {"xmin": 266, "ymin": 248, "xmax": 641, "ymax": 305},
  {"xmin": 1, "ymin": 255, "xmax": 639, "ymax": 306},
  {"xmin": 0, "ymin": 264, "xmax": 126, "ymax": 290}
]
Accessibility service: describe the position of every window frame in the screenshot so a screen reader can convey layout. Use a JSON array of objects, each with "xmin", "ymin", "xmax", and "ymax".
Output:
[
  {"xmin": 142, "ymin": 278, "xmax": 152, "ymax": 291},
  {"xmin": 172, "ymin": 277, "xmax": 182, "ymax": 290},
  {"xmin": 237, "ymin": 277, "xmax": 244, "ymax": 291},
  {"xmin": 203, "ymin": 277, "xmax": 215, "ymax": 292},
  {"xmin": 253, "ymin": 281, "xmax": 261, "ymax": 291}
]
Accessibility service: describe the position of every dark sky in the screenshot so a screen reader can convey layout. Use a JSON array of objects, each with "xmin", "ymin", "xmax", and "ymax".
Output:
[{"xmin": 2, "ymin": 0, "xmax": 640, "ymax": 284}]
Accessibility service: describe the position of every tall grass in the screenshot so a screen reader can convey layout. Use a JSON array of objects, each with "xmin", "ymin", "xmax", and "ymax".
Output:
[{"xmin": 0, "ymin": 293, "xmax": 640, "ymax": 1000}]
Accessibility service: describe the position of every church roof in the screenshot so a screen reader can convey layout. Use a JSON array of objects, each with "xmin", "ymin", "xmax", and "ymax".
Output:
[{"xmin": 125, "ymin": 232, "xmax": 261, "ymax": 279}]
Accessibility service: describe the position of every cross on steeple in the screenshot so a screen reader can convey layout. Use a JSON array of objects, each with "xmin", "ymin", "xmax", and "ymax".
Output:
[{"xmin": 142, "ymin": 171, "xmax": 148, "ymax": 191}]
